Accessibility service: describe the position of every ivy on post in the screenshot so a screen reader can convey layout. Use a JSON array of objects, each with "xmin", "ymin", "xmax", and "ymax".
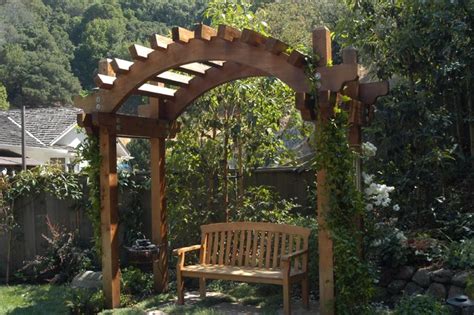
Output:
[{"xmin": 313, "ymin": 26, "xmax": 335, "ymax": 315}]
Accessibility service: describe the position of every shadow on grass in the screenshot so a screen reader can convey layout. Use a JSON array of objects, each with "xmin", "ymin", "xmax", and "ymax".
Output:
[{"xmin": 1, "ymin": 284, "xmax": 70, "ymax": 315}]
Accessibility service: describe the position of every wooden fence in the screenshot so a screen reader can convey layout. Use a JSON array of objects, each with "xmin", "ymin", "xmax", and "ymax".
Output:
[{"xmin": 0, "ymin": 168, "xmax": 314, "ymax": 279}]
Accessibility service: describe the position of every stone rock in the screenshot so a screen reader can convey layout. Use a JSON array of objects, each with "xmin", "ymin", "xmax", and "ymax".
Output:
[
  {"xmin": 387, "ymin": 280, "xmax": 407, "ymax": 294},
  {"xmin": 404, "ymin": 281, "xmax": 424, "ymax": 296},
  {"xmin": 452, "ymin": 271, "xmax": 471, "ymax": 288},
  {"xmin": 71, "ymin": 270, "xmax": 102, "ymax": 289},
  {"xmin": 379, "ymin": 269, "xmax": 394, "ymax": 287},
  {"xmin": 431, "ymin": 268, "xmax": 454, "ymax": 284},
  {"xmin": 448, "ymin": 285, "xmax": 465, "ymax": 299},
  {"xmin": 412, "ymin": 268, "xmax": 431, "ymax": 288},
  {"xmin": 426, "ymin": 283, "xmax": 447, "ymax": 300},
  {"xmin": 395, "ymin": 266, "xmax": 416, "ymax": 280}
]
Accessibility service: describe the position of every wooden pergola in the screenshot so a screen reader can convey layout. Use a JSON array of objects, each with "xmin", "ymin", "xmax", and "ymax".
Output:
[{"xmin": 74, "ymin": 24, "xmax": 388, "ymax": 315}]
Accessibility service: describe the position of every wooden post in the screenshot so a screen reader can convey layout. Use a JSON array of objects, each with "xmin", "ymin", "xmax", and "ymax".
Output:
[
  {"xmin": 97, "ymin": 58, "xmax": 120, "ymax": 309},
  {"xmin": 313, "ymin": 27, "xmax": 335, "ymax": 315},
  {"xmin": 149, "ymin": 94, "xmax": 169, "ymax": 293},
  {"xmin": 343, "ymin": 47, "xmax": 363, "ymax": 190},
  {"xmin": 99, "ymin": 126, "xmax": 120, "ymax": 308}
]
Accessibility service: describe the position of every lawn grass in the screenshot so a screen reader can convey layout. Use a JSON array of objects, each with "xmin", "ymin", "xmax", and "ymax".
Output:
[
  {"xmin": 0, "ymin": 281, "xmax": 283, "ymax": 315},
  {"xmin": 0, "ymin": 284, "xmax": 71, "ymax": 315}
]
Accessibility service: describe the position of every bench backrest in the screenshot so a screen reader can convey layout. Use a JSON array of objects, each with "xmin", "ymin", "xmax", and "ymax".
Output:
[{"xmin": 199, "ymin": 222, "xmax": 310, "ymax": 271}]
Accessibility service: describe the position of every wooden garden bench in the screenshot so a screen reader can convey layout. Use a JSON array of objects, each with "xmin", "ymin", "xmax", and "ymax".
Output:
[{"xmin": 173, "ymin": 222, "xmax": 311, "ymax": 315}]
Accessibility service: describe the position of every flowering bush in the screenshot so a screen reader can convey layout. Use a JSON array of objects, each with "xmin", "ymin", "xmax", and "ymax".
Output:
[
  {"xmin": 363, "ymin": 172, "xmax": 396, "ymax": 211},
  {"xmin": 368, "ymin": 222, "xmax": 410, "ymax": 268}
]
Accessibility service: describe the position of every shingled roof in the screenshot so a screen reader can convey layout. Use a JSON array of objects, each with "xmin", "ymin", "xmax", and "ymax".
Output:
[{"xmin": 0, "ymin": 107, "xmax": 80, "ymax": 148}]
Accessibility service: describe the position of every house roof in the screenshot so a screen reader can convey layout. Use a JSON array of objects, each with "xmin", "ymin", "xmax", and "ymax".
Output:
[
  {"xmin": 4, "ymin": 107, "xmax": 80, "ymax": 146},
  {"xmin": 0, "ymin": 114, "xmax": 43, "ymax": 147}
]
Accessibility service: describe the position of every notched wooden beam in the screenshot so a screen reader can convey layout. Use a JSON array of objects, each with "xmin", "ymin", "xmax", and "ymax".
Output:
[
  {"xmin": 287, "ymin": 50, "xmax": 307, "ymax": 67},
  {"xmin": 136, "ymin": 83, "xmax": 176, "ymax": 99},
  {"xmin": 149, "ymin": 33, "xmax": 173, "ymax": 50},
  {"xmin": 194, "ymin": 24, "xmax": 217, "ymax": 40},
  {"xmin": 111, "ymin": 58, "xmax": 133, "ymax": 74},
  {"xmin": 172, "ymin": 27, "xmax": 195, "ymax": 43},
  {"xmin": 95, "ymin": 74, "xmax": 116, "ymax": 89},
  {"xmin": 359, "ymin": 81, "xmax": 389, "ymax": 105},
  {"xmin": 73, "ymin": 94, "xmax": 97, "ymax": 113},
  {"xmin": 155, "ymin": 71, "xmax": 192, "ymax": 87},
  {"xmin": 317, "ymin": 64, "xmax": 358, "ymax": 92},
  {"xmin": 217, "ymin": 25, "xmax": 241, "ymax": 41},
  {"xmin": 265, "ymin": 38, "xmax": 289, "ymax": 55},
  {"xmin": 129, "ymin": 44, "xmax": 154, "ymax": 61},
  {"xmin": 90, "ymin": 112, "xmax": 171, "ymax": 138},
  {"xmin": 240, "ymin": 29, "xmax": 266, "ymax": 46},
  {"xmin": 178, "ymin": 63, "xmax": 210, "ymax": 76}
]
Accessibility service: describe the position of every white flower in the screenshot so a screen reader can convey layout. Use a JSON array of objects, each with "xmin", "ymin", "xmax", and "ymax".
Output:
[
  {"xmin": 11, "ymin": 170, "xmax": 15, "ymax": 176},
  {"xmin": 393, "ymin": 204, "xmax": 400, "ymax": 211},
  {"xmin": 1, "ymin": 169, "xmax": 6, "ymax": 176},
  {"xmin": 366, "ymin": 203, "xmax": 374, "ymax": 211},
  {"xmin": 361, "ymin": 141, "xmax": 377, "ymax": 157},
  {"xmin": 362, "ymin": 172, "xmax": 374, "ymax": 185},
  {"xmin": 314, "ymin": 72, "xmax": 321, "ymax": 80}
]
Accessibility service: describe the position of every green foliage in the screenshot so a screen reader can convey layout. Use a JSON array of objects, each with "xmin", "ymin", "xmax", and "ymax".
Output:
[
  {"xmin": 314, "ymin": 109, "xmax": 374, "ymax": 313},
  {"xmin": 118, "ymin": 171, "xmax": 150, "ymax": 246},
  {"xmin": 467, "ymin": 275, "xmax": 474, "ymax": 299},
  {"xmin": 259, "ymin": 0, "xmax": 347, "ymax": 48},
  {"xmin": 444, "ymin": 239, "xmax": 474, "ymax": 270},
  {"xmin": 66, "ymin": 288, "xmax": 105, "ymax": 315},
  {"xmin": 0, "ymin": 83, "xmax": 9, "ymax": 110},
  {"xmin": 229, "ymin": 186, "xmax": 295, "ymax": 223},
  {"xmin": 368, "ymin": 223, "xmax": 409, "ymax": 268},
  {"xmin": 76, "ymin": 135, "xmax": 101, "ymax": 255},
  {"xmin": 394, "ymin": 295, "xmax": 449, "ymax": 315},
  {"xmin": 18, "ymin": 217, "xmax": 93, "ymax": 284},
  {"xmin": 120, "ymin": 267, "xmax": 153, "ymax": 297},
  {"xmin": 3, "ymin": 165, "xmax": 81, "ymax": 201},
  {"xmin": 336, "ymin": 0, "xmax": 474, "ymax": 235}
]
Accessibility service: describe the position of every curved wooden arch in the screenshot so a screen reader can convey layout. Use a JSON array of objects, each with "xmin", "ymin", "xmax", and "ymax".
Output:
[
  {"xmin": 74, "ymin": 25, "xmax": 390, "ymax": 315},
  {"xmin": 100, "ymin": 38, "xmax": 309, "ymax": 114},
  {"xmin": 163, "ymin": 62, "xmax": 268, "ymax": 119}
]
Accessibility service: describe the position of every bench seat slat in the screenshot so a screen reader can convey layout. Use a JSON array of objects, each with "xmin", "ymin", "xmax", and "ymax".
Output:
[
  {"xmin": 238, "ymin": 230, "xmax": 245, "ymax": 266},
  {"xmin": 182, "ymin": 264, "xmax": 305, "ymax": 281},
  {"xmin": 272, "ymin": 232, "xmax": 280, "ymax": 269}
]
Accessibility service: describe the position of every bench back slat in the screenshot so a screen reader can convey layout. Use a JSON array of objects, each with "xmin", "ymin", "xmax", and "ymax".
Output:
[{"xmin": 200, "ymin": 222, "xmax": 310, "ymax": 271}]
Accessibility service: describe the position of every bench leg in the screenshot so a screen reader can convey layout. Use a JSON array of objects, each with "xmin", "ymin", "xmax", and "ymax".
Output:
[
  {"xmin": 176, "ymin": 270, "xmax": 184, "ymax": 305},
  {"xmin": 283, "ymin": 282, "xmax": 291, "ymax": 315},
  {"xmin": 302, "ymin": 277, "xmax": 309, "ymax": 310},
  {"xmin": 199, "ymin": 278, "xmax": 206, "ymax": 298}
]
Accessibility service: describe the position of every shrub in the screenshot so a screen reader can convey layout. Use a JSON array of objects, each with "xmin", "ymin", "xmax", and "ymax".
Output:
[
  {"xmin": 444, "ymin": 239, "xmax": 474, "ymax": 269},
  {"xmin": 394, "ymin": 295, "xmax": 449, "ymax": 315},
  {"xmin": 18, "ymin": 217, "xmax": 93, "ymax": 283},
  {"xmin": 121, "ymin": 266, "xmax": 153, "ymax": 297},
  {"xmin": 230, "ymin": 186, "xmax": 298, "ymax": 223},
  {"xmin": 65, "ymin": 288, "xmax": 104, "ymax": 315},
  {"xmin": 368, "ymin": 223, "xmax": 410, "ymax": 268}
]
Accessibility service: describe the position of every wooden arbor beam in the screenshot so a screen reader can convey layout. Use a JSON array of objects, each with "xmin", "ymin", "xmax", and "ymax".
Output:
[
  {"xmin": 313, "ymin": 26, "xmax": 335, "ymax": 315},
  {"xmin": 145, "ymin": 93, "xmax": 169, "ymax": 293}
]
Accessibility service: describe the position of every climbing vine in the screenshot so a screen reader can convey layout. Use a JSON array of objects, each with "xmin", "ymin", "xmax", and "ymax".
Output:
[
  {"xmin": 77, "ymin": 135, "xmax": 101, "ymax": 255},
  {"xmin": 305, "ymin": 54, "xmax": 374, "ymax": 312}
]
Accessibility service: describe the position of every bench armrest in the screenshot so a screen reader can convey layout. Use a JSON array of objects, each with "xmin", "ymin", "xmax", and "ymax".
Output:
[
  {"xmin": 281, "ymin": 249, "xmax": 308, "ymax": 262},
  {"xmin": 173, "ymin": 244, "xmax": 201, "ymax": 256}
]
